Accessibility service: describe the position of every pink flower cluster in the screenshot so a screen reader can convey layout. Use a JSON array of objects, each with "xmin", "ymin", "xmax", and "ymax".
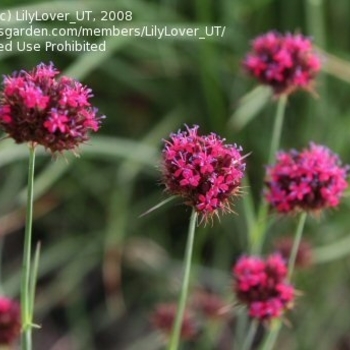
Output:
[
  {"xmin": 243, "ymin": 31, "xmax": 321, "ymax": 95},
  {"xmin": 162, "ymin": 125, "xmax": 246, "ymax": 220},
  {"xmin": 151, "ymin": 303, "xmax": 197, "ymax": 340},
  {"xmin": 0, "ymin": 297, "xmax": 21, "ymax": 345},
  {"xmin": 265, "ymin": 143, "xmax": 348, "ymax": 213},
  {"xmin": 233, "ymin": 254, "xmax": 295, "ymax": 321},
  {"xmin": 0, "ymin": 62, "xmax": 103, "ymax": 152},
  {"xmin": 191, "ymin": 289, "xmax": 228, "ymax": 320},
  {"xmin": 151, "ymin": 291, "xmax": 227, "ymax": 340}
]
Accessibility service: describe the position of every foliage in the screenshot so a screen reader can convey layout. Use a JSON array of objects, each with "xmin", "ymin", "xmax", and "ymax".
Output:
[{"xmin": 1, "ymin": 0, "xmax": 350, "ymax": 349}]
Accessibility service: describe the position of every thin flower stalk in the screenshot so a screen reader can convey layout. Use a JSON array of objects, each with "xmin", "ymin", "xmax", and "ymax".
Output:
[
  {"xmin": 20, "ymin": 145, "xmax": 36, "ymax": 350},
  {"xmin": 168, "ymin": 210, "xmax": 198, "ymax": 350},
  {"xmin": 287, "ymin": 212, "xmax": 308, "ymax": 280},
  {"xmin": 241, "ymin": 320, "xmax": 258, "ymax": 350},
  {"xmin": 268, "ymin": 95, "xmax": 288, "ymax": 166},
  {"xmin": 257, "ymin": 320, "xmax": 281, "ymax": 350}
]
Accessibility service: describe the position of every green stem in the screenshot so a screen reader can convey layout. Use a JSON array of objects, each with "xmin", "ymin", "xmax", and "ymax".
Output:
[
  {"xmin": 250, "ymin": 95, "xmax": 288, "ymax": 254},
  {"xmin": 241, "ymin": 319, "xmax": 258, "ymax": 350},
  {"xmin": 168, "ymin": 209, "xmax": 198, "ymax": 350},
  {"xmin": 21, "ymin": 145, "xmax": 36, "ymax": 350},
  {"xmin": 305, "ymin": 0, "xmax": 328, "ymax": 138},
  {"xmin": 258, "ymin": 321, "xmax": 282, "ymax": 350},
  {"xmin": 235, "ymin": 309, "xmax": 248, "ymax": 349},
  {"xmin": 288, "ymin": 212, "xmax": 307, "ymax": 280},
  {"xmin": 22, "ymin": 331, "xmax": 32, "ymax": 350},
  {"xmin": 242, "ymin": 176, "xmax": 256, "ymax": 241},
  {"xmin": 29, "ymin": 242, "xmax": 41, "ymax": 318},
  {"xmin": 268, "ymin": 95, "xmax": 288, "ymax": 166},
  {"xmin": 258, "ymin": 212, "xmax": 307, "ymax": 350},
  {"xmin": 305, "ymin": 0, "xmax": 326, "ymax": 48}
]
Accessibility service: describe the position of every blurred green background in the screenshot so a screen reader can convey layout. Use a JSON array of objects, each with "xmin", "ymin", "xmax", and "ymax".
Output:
[{"xmin": 1, "ymin": 0, "xmax": 350, "ymax": 349}]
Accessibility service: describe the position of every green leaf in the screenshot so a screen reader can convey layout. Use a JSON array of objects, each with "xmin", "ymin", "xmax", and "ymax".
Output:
[{"xmin": 229, "ymin": 86, "xmax": 272, "ymax": 130}]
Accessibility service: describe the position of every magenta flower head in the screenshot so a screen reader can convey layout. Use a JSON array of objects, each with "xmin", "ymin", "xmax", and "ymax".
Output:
[
  {"xmin": 151, "ymin": 303, "xmax": 197, "ymax": 340},
  {"xmin": 0, "ymin": 62, "xmax": 103, "ymax": 153},
  {"xmin": 0, "ymin": 297, "xmax": 21, "ymax": 345},
  {"xmin": 191, "ymin": 289, "xmax": 228, "ymax": 321},
  {"xmin": 233, "ymin": 254, "xmax": 295, "ymax": 322},
  {"xmin": 161, "ymin": 125, "xmax": 246, "ymax": 221},
  {"xmin": 265, "ymin": 143, "xmax": 349, "ymax": 214},
  {"xmin": 243, "ymin": 31, "xmax": 321, "ymax": 95}
]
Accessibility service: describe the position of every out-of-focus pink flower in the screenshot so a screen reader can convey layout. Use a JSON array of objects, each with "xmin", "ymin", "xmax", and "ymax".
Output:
[
  {"xmin": 274, "ymin": 236, "xmax": 313, "ymax": 269},
  {"xmin": 233, "ymin": 254, "xmax": 295, "ymax": 321},
  {"xmin": 0, "ymin": 297, "xmax": 21, "ymax": 345},
  {"xmin": 151, "ymin": 303, "xmax": 197, "ymax": 340},
  {"xmin": 191, "ymin": 289, "xmax": 228, "ymax": 320},
  {"xmin": 243, "ymin": 31, "xmax": 321, "ymax": 95}
]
